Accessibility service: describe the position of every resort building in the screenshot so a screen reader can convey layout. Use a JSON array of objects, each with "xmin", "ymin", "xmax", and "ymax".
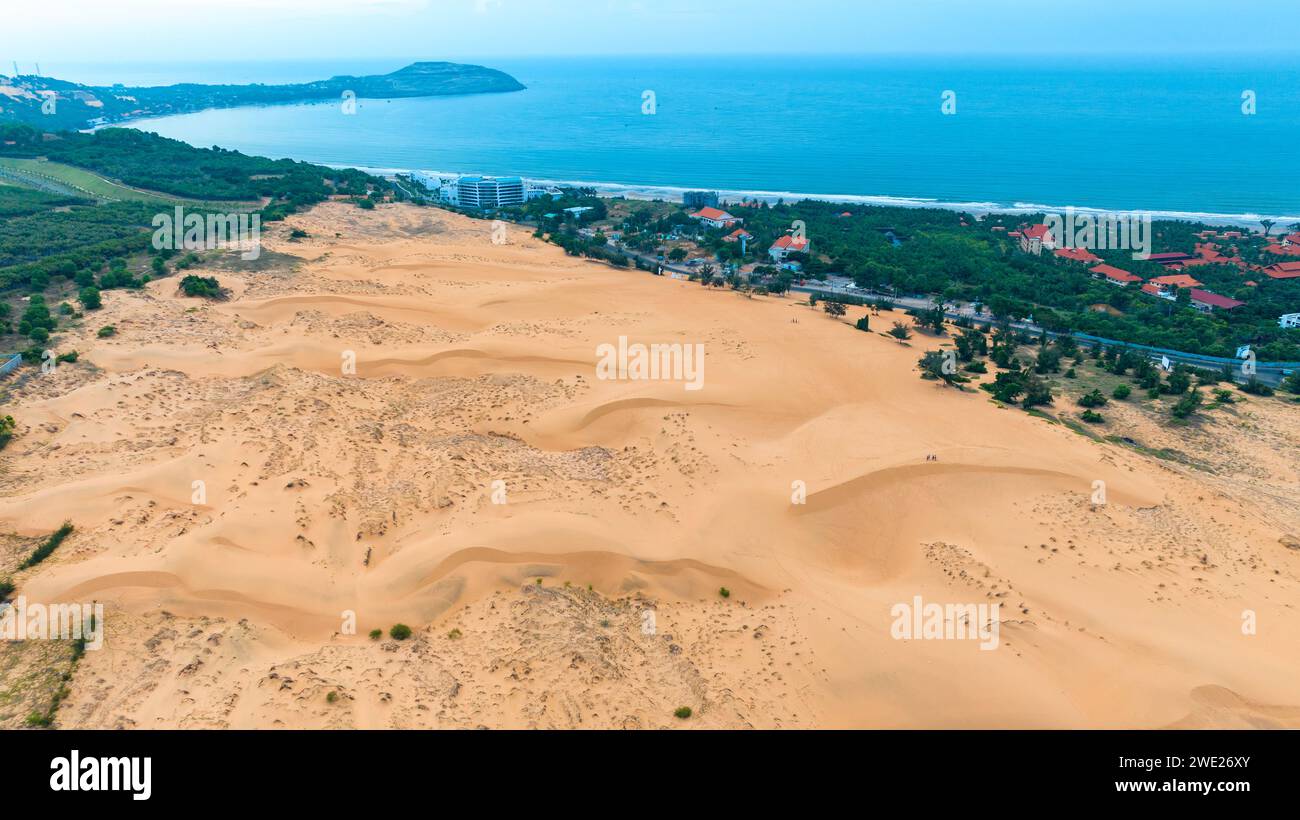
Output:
[
  {"xmin": 1265, "ymin": 261, "xmax": 1300, "ymax": 280},
  {"xmin": 769, "ymin": 234, "xmax": 811, "ymax": 262},
  {"xmin": 1148, "ymin": 273, "xmax": 1202, "ymax": 294},
  {"xmin": 1054, "ymin": 247, "xmax": 1102, "ymax": 264},
  {"xmin": 455, "ymin": 176, "xmax": 526, "ymax": 209},
  {"xmin": 1090, "ymin": 264, "xmax": 1141, "ymax": 286},
  {"xmin": 683, "ymin": 191, "xmax": 720, "ymax": 209},
  {"xmin": 689, "ymin": 207, "xmax": 742, "ymax": 230},
  {"xmin": 1147, "ymin": 252, "xmax": 1197, "ymax": 267},
  {"xmin": 1188, "ymin": 289, "xmax": 1245, "ymax": 313},
  {"xmin": 1019, "ymin": 224, "xmax": 1056, "ymax": 255},
  {"xmin": 1280, "ymin": 313, "xmax": 1300, "ymax": 329}
]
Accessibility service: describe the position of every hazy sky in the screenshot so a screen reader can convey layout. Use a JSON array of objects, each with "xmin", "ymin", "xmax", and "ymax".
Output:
[{"xmin": 4, "ymin": 0, "xmax": 1297, "ymax": 65}]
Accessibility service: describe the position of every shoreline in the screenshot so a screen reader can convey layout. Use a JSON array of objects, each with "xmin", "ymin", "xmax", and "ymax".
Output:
[{"xmin": 355, "ymin": 164, "xmax": 1298, "ymax": 230}]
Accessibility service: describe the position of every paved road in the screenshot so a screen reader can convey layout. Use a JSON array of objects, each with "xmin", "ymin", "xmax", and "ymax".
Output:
[{"xmin": 794, "ymin": 281, "xmax": 1295, "ymax": 386}]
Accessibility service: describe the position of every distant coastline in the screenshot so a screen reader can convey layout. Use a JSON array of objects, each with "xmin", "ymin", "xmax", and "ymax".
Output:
[
  {"xmin": 0, "ymin": 62, "xmax": 525, "ymax": 131},
  {"xmin": 357, "ymin": 166, "xmax": 1298, "ymax": 230}
]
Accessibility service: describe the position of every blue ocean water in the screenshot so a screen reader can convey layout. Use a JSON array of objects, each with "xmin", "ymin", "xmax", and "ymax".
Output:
[{"xmin": 76, "ymin": 54, "xmax": 1300, "ymax": 221}]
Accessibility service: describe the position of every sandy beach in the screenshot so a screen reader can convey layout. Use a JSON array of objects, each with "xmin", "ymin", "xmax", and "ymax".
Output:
[{"xmin": 2, "ymin": 201, "xmax": 1298, "ymax": 729}]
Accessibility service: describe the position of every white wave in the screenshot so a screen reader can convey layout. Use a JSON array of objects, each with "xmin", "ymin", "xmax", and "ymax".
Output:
[{"xmin": 350, "ymin": 165, "xmax": 1300, "ymax": 229}]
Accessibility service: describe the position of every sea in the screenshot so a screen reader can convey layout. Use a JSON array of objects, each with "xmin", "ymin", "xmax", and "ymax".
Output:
[{"xmin": 45, "ymin": 54, "xmax": 1300, "ymax": 225}]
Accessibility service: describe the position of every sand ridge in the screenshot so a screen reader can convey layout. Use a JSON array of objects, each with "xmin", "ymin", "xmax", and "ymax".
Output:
[{"xmin": 1, "ymin": 201, "xmax": 1298, "ymax": 729}]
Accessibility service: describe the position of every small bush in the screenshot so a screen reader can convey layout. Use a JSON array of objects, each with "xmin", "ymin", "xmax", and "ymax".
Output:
[
  {"xmin": 0, "ymin": 415, "xmax": 14, "ymax": 451},
  {"xmin": 368, "ymin": 629, "xmax": 382, "ymax": 640},
  {"xmin": 326, "ymin": 691, "xmax": 338, "ymax": 704},
  {"xmin": 1112, "ymin": 384, "xmax": 1132, "ymax": 400},
  {"xmin": 389, "ymin": 624, "xmax": 412, "ymax": 641},
  {"xmin": 179, "ymin": 275, "xmax": 223, "ymax": 299},
  {"xmin": 1080, "ymin": 409, "xmax": 1105, "ymax": 424},
  {"xmin": 1077, "ymin": 389, "xmax": 1108, "ymax": 408},
  {"xmin": 1239, "ymin": 377, "xmax": 1273, "ymax": 397},
  {"xmin": 674, "ymin": 707, "xmax": 692, "ymax": 720},
  {"xmin": 447, "ymin": 628, "xmax": 462, "ymax": 640},
  {"xmin": 97, "ymin": 326, "xmax": 117, "ymax": 338},
  {"xmin": 718, "ymin": 587, "xmax": 731, "ymax": 599}
]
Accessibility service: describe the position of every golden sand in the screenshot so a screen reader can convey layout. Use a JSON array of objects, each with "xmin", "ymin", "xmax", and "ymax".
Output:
[{"xmin": 2, "ymin": 202, "xmax": 1297, "ymax": 729}]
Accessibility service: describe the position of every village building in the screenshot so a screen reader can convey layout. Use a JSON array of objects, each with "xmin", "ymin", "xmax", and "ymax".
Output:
[
  {"xmin": 689, "ymin": 207, "xmax": 742, "ymax": 230},
  {"xmin": 1090, "ymin": 263, "xmax": 1142, "ymax": 286},
  {"xmin": 769, "ymin": 234, "xmax": 811, "ymax": 263},
  {"xmin": 1018, "ymin": 224, "xmax": 1055, "ymax": 255}
]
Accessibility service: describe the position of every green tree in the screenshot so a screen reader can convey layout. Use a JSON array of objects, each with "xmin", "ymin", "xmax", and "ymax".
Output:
[{"xmin": 78, "ymin": 286, "xmax": 102, "ymax": 310}]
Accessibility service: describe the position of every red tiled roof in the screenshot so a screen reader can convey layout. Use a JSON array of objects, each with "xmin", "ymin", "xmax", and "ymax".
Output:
[
  {"xmin": 771, "ymin": 235, "xmax": 810, "ymax": 251},
  {"xmin": 1022, "ymin": 224, "xmax": 1052, "ymax": 240},
  {"xmin": 1189, "ymin": 289, "xmax": 1245, "ymax": 310},
  {"xmin": 1141, "ymin": 283, "xmax": 1162, "ymax": 296},
  {"xmin": 1149, "ymin": 274, "xmax": 1202, "ymax": 288},
  {"xmin": 1264, "ymin": 243, "xmax": 1300, "ymax": 257},
  {"xmin": 1054, "ymin": 247, "xmax": 1102, "ymax": 264},
  {"xmin": 1264, "ymin": 261, "xmax": 1300, "ymax": 279},
  {"xmin": 1091, "ymin": 264, "xmax": 1142, "ymax": 283},
  {"xmin": 691, "ymin": 207, "xmax": 734, "ymax": 221}
]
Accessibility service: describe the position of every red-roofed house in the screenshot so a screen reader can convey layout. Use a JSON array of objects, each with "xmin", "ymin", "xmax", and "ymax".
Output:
[
  {"xmin": 722, "ymin": 227, "xmax": 754, "ymax": 243},
  {"xmin": 1149, "ymin": 273, "xmax": 1202, "ymax": 292},
  {"xmin": 769, "ymin": 234, "xmax": 811, "ymax": 262},
  {"xmin": 1189, "ymin": 289, "xmax": 1245, "ymax": 313},
  {"xmin": 1264, "ymin": 261, "xmax": 1300, "ymax": 279},
  {"xmin": 1019, "ymin": 224, "xmax": 1056, "ymax": 255},
  {"xmin": 1091, "ymin": 264, "xmax": 1142, "ymax": 286},
  {"xmin": 1054, "ymin": 247, "xmax": 1102, "ymax": 264},
  {"xmin": 1141, "ymin": 283, "xmax": 1165, "ymax": 298},
  {"xmin": 690, "ymin": 207, "xmax": 741, "ymax": 230},
  {"xmin": 1147, "ymin": 252, "xmax": 1196, "ymax": 266},
  {"xmin": 1264, "ymin": 243, "xmax": 1300, "ymax": 258}
]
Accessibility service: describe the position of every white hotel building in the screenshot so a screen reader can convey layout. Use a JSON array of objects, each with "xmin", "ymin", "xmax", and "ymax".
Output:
[{"xmin": 454, "ymin": 176, "xmax": 526, "ymax": 209}]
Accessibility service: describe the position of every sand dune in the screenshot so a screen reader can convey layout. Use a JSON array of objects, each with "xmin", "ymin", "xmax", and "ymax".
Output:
[{"xmin": 2, "ymin": 202, "xmax": 1297, "ymax": 729}]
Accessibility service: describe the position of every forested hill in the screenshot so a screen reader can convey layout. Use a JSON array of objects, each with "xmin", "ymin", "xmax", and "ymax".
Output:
[
  {"xmin": 0, "ymin": 62, "xmax": 526, "ymax": 130},
  {"xmin": 0, "ymin": 124, "xmax": 383, "ymax": 206}
]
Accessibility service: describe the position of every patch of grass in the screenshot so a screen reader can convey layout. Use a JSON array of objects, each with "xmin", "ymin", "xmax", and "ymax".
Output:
[
  {"xmin": 326, "ymin": 691, "xmax": 338, "ymax": 704},
  {"xmin": 19, "ymin": 522, "xmax": 74, "ymax": 570},
  {"xmin": 674, "ymin": 706, "xmax": 693, "ymax": 720},
  {"xmin": 447, "ymin": 628, "xmax": 462, "ymax": 640}
]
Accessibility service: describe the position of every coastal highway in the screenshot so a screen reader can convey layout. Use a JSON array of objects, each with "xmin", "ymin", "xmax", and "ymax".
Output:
[{"xmin": 793, "ymin": 279, "xmax": 1295, "ymax": 387}]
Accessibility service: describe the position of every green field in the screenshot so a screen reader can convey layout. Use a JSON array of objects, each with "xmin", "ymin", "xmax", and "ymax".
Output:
[{"xmin": 0, "ymin": 157, "xmax": 258, "ymax": 210}]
